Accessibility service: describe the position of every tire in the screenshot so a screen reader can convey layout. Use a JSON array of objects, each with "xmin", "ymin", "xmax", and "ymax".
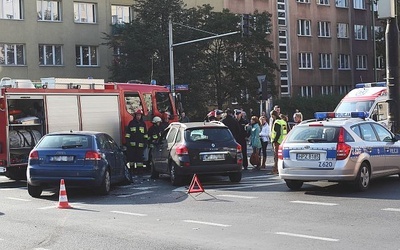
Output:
[
  {"xmin": 170, "ymin": 164, "xmax": 183, "ymax": 186},
  {"xmin": 121, "ymin": 163, "xmax": 133, "ymax": 185},
  {"xmin": 229, "ymin": 172, "xmax": 242, "ymax": 183},
  {"xmin": 149, "ymin": 159, "xmax": 159, "ymax": 179},
  {"xmin": 98, "ymin": 169, "xmax": 111, "ymax": 195},
  {"xmin": 354, "ymin": 162, "xmax": 370, "ymax": 191},
  {"xmin": 27, "ymin": 183, "xmax": 42, "ymax": 198},
  {"xmin": 285, "ymin": 180, "xmax": 304, "ymax": 191}
]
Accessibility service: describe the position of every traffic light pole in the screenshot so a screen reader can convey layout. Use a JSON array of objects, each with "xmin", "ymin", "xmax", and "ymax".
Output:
[{"xmin": 169, "ymin": 19, "xmax": 240, "ymax": 100}]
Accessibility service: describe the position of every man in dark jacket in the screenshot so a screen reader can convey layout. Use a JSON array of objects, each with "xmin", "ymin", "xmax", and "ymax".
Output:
[
  {"xmin": 234, "ymin": 109, "xmax": 249, "ymax": 170},
  {"xmin": 221, "ymin": 109, "xmax": 242, "ymax": 143},
  {"xmin": 125, "ymin": 109, "xmax": 148, "ymax": 173}
]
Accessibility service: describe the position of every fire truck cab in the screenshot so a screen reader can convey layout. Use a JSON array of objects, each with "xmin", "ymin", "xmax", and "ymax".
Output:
[
  {"xmin": 334, "ymin": 82, "xmax": 389, "ymax": 128},
  {"xmin": 0, "ymin": 77, "xmax": 178, "ymax": 180}
]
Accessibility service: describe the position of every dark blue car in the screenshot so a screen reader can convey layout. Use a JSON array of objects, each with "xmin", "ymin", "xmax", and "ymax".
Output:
[{"xmin": 27, "ymin": 131, "xmax": 131, "ymax": 197}]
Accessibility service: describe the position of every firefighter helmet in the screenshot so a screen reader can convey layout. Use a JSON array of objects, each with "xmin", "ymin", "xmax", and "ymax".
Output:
[
  {"xmin": 152, "ymin": 116, "xmax": 162, "ymax": 123},
  {"xmin": 134, "ymin": 109, "xmax": 143, "ymax": 115}
]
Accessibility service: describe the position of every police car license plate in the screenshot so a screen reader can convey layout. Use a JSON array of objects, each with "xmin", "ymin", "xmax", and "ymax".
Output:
[
  {"xmin": 202, "ymin": 154, "xmax": 225, "ymax": 161},
  {"xmin": 0, "ymin": 167, "xmax": 5, "ymax": 173},
  {"xmin": 296, "ymin": 153, "xmax": 320, "ymax": 161},
  {"xmin": 50, "ymin": 156, "xmax": 74, "ymax": 162}
]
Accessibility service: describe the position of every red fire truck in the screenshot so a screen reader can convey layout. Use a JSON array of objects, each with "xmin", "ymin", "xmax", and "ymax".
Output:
[{"xmin": 0, "ymin": 78, "xmax": 179, "ymax": 180}]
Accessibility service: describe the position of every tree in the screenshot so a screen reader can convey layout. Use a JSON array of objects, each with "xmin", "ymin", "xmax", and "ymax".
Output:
[{"xmin": 103, "ymin": 1, "xmax": 278, "ymax": 120}]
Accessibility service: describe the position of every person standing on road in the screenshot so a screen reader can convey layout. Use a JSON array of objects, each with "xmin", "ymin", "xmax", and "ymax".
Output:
[
  {"xmin": 269, "ymin": 105, "xmax": 280, "ymax": 133},
  {"xmin": 235, "ymin": 110, "xmax": 249, "ymax": 170},
  {"xmin": 125, "ymin": 109, "xmax": 148, "ymax": 173},
  {"xmin": 222, "ymin": 108, "xmax": 243, "ymax": 148},
  {"xmin": 293, "ymin": 109, "xmax": 303, "ymax": 125},
  {"xmin": 259, "ymin": 116, "xmax": 270, "ymax": 169},
  {"xmin": 147, "ymin": 116, "xmax": 163, "ymax": 165},
  {"xmin": 270, "ymin": 110, "xmax": 288, "ymax": 175},
  {"xmin": 179, "ymin": 111, "xmax": 190, "ymax": 123},
  {"xmin": 247, "ymin": 116, "xmax": 262, "ymax": 170}
]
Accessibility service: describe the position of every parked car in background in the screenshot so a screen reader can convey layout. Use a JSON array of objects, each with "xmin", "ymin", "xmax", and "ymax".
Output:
[
  {"xmin": 150, "ymin": 122, "xmax": 243, "ymax": 186},
  {"xmin": 27, "ymin": 131, "xmax": 131, "ymax": 197},
  {"xmin": 278, "ymin": 112, "xmax": 400, "ymax": 191}
]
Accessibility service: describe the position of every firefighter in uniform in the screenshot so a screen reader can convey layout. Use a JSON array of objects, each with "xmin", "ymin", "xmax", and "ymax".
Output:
[
  {"xmin": 125, "ymin": 109, "xmax": 148, "ymax": 173},
  {"xmin": 270, "ymin": 110, "xmax": 288, "ymax": 175},
  {"xmin": 147, "ymin": 116, "xmax": 163, "ymax": 161}
]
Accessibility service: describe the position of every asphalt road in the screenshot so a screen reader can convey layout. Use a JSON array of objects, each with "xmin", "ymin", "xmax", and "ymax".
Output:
[{"xmin": 1, "ymin": 163, "xmax": 400, "ymax": 250}]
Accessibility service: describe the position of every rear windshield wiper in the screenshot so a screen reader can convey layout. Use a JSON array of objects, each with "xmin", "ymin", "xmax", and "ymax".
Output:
[
  {"xmin": 307, "ymin": 138, "xmax": 327, "ymax": 143},
  {"xmin": 195, "ymin": 138, "xmax": 212, "ymax": 142},
  {"xmin": 62, "ymin": 144, "xmax": 83, "ymax": 149}
]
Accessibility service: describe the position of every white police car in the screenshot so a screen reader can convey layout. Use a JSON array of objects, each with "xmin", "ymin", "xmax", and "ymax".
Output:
[{"xmin": 278, "ymin": 112, "xmax": 400, "ymax": 191}]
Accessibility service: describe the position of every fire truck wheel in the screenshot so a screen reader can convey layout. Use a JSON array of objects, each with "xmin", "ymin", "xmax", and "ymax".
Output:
[
  {"xmin": 27, "ymin": 183, "xmax": 42, "ymax": 198},
  {"xmin": 6, "ymin": 168, "xmax": 27, "ymax": 180},
  {"xmin": 97, "ymin": 169, "xmax": 111, "ymax": 195}
]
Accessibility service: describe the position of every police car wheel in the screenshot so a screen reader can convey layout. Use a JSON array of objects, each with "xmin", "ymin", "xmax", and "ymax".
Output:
[
  {"xmin": 354, "ymin": 162, "xmax": 370, "ymax": 191},
  {"xmin": 285, "ymin": 180, "xmax": 303, "ymax": 191}
]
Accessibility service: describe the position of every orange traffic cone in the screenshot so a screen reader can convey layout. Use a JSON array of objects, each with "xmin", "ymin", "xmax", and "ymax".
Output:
[{"xmin": 58, "ymin": 179, "xmax": 72, "ymax": 209}]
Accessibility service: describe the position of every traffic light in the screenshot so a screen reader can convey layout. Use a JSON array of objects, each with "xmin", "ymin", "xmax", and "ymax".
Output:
[
  {"xmin": 241, "ymin": 14, "xmax": 251, "ymax": 37},
  {"xmin": 258, "ymin": 88, "xmax": 263, "ymax": 100}
]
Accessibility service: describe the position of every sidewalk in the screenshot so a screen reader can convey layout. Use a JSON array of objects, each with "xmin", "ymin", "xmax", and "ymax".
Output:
[{"xmin": 245, "ymin": 142, "xmax": 275, "ymax": 172}]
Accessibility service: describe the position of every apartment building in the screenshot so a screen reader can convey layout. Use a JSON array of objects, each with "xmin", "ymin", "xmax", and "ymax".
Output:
[
  {"xmin": 0, "ymin": 0, "xmax": 133, "ymax": 81},
  {"xmin": 184, "ymin": 0, "xmax": 384, "ymax": 97}
]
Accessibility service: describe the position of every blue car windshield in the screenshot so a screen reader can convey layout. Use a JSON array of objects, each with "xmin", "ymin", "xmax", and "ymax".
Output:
[{"xmin": 37, "ymin": 135, "xmax": 91, "ymax": 148}]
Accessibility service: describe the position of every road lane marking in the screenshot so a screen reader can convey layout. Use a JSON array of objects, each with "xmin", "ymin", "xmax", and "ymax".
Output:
[
  {"xmin": 276, "ymin": 232, "xmax": 339, "ymax": 242},
  {"xmin": 130, "ymin": 186, "xmax": 159, "ymax": 190},
  {"xmin": 172, "ymin": 182, "xmax": 283, "ymax": 192},
  {"xmin": 216, "ymin": 194, "xmax": 257, "ymax": 199},
  {"xmin": 382, "ymin": 208, "xmax": 400, "ymax": 212},
  {"xmin": 291, "ymin": 200, "xmax": 338, "ymax": 206},
  {"xmin": 183, "ymin": 220, "xmax": 231, "ymax": 228},
  {"xmin": 6, "ymin": 197, "xmax": 31, "ymax": 202},
  {"xmin": 117, "ymin": 190, "xmax": 153, "ymax": 198},
  {"xmin": 220, "ymin": 182, "xmax": 283, "ymax": 190},
  {"xmin": 110, "ymin": 211, "xmax": 147, "ymax": 217}
]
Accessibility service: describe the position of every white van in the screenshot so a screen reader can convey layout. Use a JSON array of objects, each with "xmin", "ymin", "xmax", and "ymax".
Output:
[{"xmin": 334, "ymin": 82, "xmax": 389, "ymax": 128}]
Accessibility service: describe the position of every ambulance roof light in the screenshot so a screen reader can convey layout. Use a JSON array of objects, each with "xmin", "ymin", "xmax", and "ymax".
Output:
[
  {"xmin": 355, "ymin": 82, "xmax": 386, "ymax": 88},
  {"xmin": 314, "ymin": 112, "xmax": 369, "ymax": 120}
]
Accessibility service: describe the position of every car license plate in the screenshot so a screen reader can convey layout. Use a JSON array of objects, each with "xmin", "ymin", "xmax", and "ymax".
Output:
[
  {"xmin": 0, "ymin": 167, "xmax": 5, "ymax": 173},
  {"xmin": 50, "ymin": 156, "xmax": 74, "ymax": 162},
  {"xmin": 296, "ymin": 153, "xmax": 320, "ymax": 161},
  {"xmin": 202, "ymin": 154, "xmax": 225, "ymax": 161}
]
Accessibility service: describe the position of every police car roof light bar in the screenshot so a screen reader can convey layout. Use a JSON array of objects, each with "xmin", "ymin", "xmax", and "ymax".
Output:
[
  {"xmin": 355, "ymin": 81, "xmax": 386, "ymax": 88},
  {"xmin": 314, "ymin": 111, "xmax": 369, "ymax": 120}
]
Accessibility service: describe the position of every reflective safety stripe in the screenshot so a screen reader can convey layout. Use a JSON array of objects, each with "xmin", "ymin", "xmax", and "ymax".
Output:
[
  {"xmin": 152, "ymin": 135, "xmax": 158, "ymax": 139},
  {"xmin": 138, "ymin": 143, "xmax": 144, "ymax": 147},
  {"xmin": 130, "ymin": 142, "xmax": 136, "ymax": 146},
  {"xmin": 143, "ymin": 134, "xmax": 149, "ymax": 139},
  {"xmin": 135, "ymin": 162, "xmax": 144, "ymax": 168},
  {"xmin": 139, "ymin": 127, "xmax": 145, "ymax": 133},
  {"xmin": 130, "ymin": 127, "xmax": 136, "ymax": 132},
  {"xmin": 125, "ymin": 134, "xmax": 130, "ymax": 138}
]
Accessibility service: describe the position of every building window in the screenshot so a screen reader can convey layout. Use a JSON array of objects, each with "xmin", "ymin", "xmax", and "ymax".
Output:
[
  {"xmin": 299, "ymin": 53, "xmax": 312, "ymax": 69},
  {"xmin": 37, "ymin": 0, "xmax": 61, "ymax": 21},
  {"xmin": 356, "ymin": 55, "xmax": 367, "ymax": 70},
  {"xmin": 0, "ymin": 44, "xmax": 25, "ymax": 65},
  {"xmin": 339, "ymin": 85, "xmax": 350, "ymax": 94},
  {"xmin": 337, "ymin": 23, "xmax": 349, "ymax": 38},
  {"xmin": 277, "ymin": 0, "xmax": 286, "ymax": 26},
  {"xmin": 338, "ymin": 54, "xmax": 350, "ymax": 69},
  {"xmin": 354, "ymin": 25, "xmax": 367, "ymax": 40},
  {"xmin": 297, "ymin": 0, "xmax": 310, "ymax": 3},
  {"xmin": 353, "ymin": 0, "xmax": 365, "ymax": 9},
  {"xmin": 317, "ymin": 0, "xmax": 329, "ymax": 5},
  {"xmin": 111, "ymin": 5, "xmax": 131, "ymax": 24},
  {"xmin": 74, "ymin": 2, "xmax": 96, "ymax": 23},
  {"xmin": 321, "ymin": 86, "xmax": 333, "ymax": 95},
  {"xmin": 280, "ymin": 63, "xmax": 289, "ymax": 95},
  {"xmin": 39, "ymin": 45, "xmax": 63, "ymax": 65},
  {"xmin": 301, "ymin": 86, "xmax": 313, "ymax": 97},
  {"xmin": 318, "ymin": 21, "xmax": 331, "ymax": 37},
  {"xmin": 319, "ymin": 53, "xmax": 332, "ymax": 69},
  {"xmin": 297, "ymin": 19, "xmax": 311, "ymax": 36},
  {"xmin": 336, "ymin": 0, "xmax": 348, "ymax": 8},
  {"xmin": 0, "ymin": 0, "xmax": 23, "ymax": 19},
  {"xmin": 376, "ymin": 56, "xmax": 384, "ymax": 70},
  {"xmin": 76, "ymin": 45, "xmax": 98, "ymax": 66},
  {"xmin": 279, "ymin": 30, "xmax": 288, "ymax": 60}
]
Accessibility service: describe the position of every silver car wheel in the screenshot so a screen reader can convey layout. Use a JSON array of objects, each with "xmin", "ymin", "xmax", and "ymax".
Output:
[{"xmin": 360, "ymin": 166, "xmax": 370, "ymax": 188}]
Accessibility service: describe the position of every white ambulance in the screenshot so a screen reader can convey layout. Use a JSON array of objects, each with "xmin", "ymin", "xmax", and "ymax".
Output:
[{"xmin": 334, "ymin": 82, "xmax": 389, "ymax": 128}]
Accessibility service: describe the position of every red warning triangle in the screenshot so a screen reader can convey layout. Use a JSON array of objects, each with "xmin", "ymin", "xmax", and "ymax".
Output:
[{"xmin": 188, "ymin": 174, "xmax": 204, "ymax": 194}]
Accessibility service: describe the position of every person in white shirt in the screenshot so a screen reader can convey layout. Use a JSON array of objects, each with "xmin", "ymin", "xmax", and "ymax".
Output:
[{"xmin": 259, "ymin": 116, "xmax": 270, "ymax": 169}]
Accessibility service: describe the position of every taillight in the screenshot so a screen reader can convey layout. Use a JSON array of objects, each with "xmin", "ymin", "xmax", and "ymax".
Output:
[
  {"xmin": 176, "ymin": 144, "xmax": 189, "ymax": 155},
  {"xmin": 236, "ymin": 143, "xmax": 243, "ymax": 164},
  {"xmin": 85, "ymin": 151, "xmax": 102, "ymax": 160},
  {"xmin": 29, "ymin": 150, "xmax": 39, "ymax": 160},
  {"xmin": 278, "ymin": 144, "xmax": 283, "ymax": 160},
  {"xmin": 236, "ymin": 143, "xmax": 242, "ymax": 154},
  {"xmin": 336, "ymin": 128, "xmax": 351, "ymax": 160}
]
